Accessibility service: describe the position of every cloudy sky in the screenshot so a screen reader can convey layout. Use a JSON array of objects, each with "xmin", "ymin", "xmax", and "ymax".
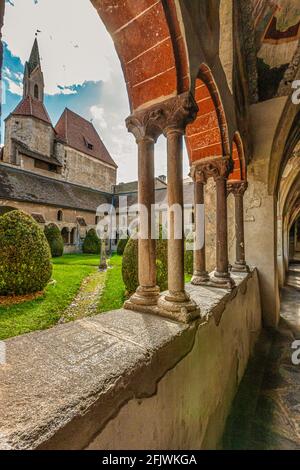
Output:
[{"xmin": 1, "ymin": 0, "xmax": 190, "ymax": 182}]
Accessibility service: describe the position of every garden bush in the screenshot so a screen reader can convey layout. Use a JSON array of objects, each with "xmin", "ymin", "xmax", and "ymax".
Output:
[
  {"xmin": 0, "ymin": 210, "xmax": 52, "ymax": 295},
  {"xmin": 122, "ymin": 235, "xmax": 168, "ymax": 295},
  {"xmin": 83, "ymin": 228, "xmax": 100, "ymax": 254},
  {"xmin": 44, "ymin": 224, "xmax": 64, "ymax": 257},
  {"xmin": 185, "ymin": 245, "xmax": 194, "ymax": 275},
  {"xmin": 117, "ymin": 236, "xmax": 129, "ymax": 255}
]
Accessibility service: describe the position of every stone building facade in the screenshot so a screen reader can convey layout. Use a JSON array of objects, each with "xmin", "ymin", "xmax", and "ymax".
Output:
[{"xmin": 0, "ymin": 38, "xmax": 117, "ymax": 253}]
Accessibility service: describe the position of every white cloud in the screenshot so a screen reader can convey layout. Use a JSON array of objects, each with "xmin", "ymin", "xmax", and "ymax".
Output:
[
  {"xmin": 3, "ymin": 0, "xmax": 120, "ymax": 95},
  {"xmin": 5, "ymin": 78, "xmax": 23, "ymax": 95},
  {"xmin": 3, "ymin": 0, "xmax": 191, "ymax": 182},
  {"xmin": 90, "ymin": 105, "xmax": 107, "ymax": 129}
]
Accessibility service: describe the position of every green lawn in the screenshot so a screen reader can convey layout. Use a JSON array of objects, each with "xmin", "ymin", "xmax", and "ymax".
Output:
[
  {"xmin": 0, "ymin": 253, "xmax": 192, "ymax": 341},
  {"xmin": 98, "ymin": 254, "xmax": 125, "ymax": 313},
  {"xmin": 0, "ymin": 254, "xmax": 99, "ymax": 340}
]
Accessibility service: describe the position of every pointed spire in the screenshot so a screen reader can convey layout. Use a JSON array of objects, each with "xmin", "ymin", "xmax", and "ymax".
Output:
[
  {"xmin": 23, "ymin": 36, "xmax": 44, "ymax": 102},
  {"xmin": 27, "ymin": 37, "xmax": 41, "ymax": 75}
]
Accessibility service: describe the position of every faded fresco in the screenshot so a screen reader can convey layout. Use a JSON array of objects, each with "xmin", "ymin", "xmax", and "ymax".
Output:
[{"xmin": 251, "ymin": 0, "xmax": 300, "ymax": 100}]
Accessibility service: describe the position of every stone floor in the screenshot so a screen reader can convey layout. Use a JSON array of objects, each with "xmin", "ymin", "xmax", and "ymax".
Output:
[{"xmin": 223, "ymin": 262, "xmax": 300, "ymax": 450}]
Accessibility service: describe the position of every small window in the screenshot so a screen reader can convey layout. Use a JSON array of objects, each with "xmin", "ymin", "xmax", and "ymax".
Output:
[
  {"xmin": 34, "ymin": 84, "xmax": 39, "ymax": 100},
  {"xmin": 83, "ymin": 137, "xmax": 94, "ymax": 151},
  {"xmin": 34, "ymin": 160, "xmax": 57, "ymax": 173},
  {"xmin": 48, "ymin": 163, "xmax": 57, "ymax": 173},
  {"xmin": 57, "ymin": 210, "xmax": 63, "ymax": 222}
]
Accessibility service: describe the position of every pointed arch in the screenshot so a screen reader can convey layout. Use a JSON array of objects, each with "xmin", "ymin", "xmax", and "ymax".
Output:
[
  {"xmin": 92, "ymin": 0, "xmax": 190, "ymax": 112},
  {"xmin": 185, "ymin": 63, "xmax": 230, "ymax": 163},
  {"xmin": 229, "ymin": 131, "xmax": 246, "ymax": 182}
]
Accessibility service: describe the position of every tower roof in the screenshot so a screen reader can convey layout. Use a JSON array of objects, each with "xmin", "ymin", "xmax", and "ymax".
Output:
[
  {"xmin": 8, "ymin": 96, "xmax": 52, "ymax": 125},
  {"xmin": 55, "ymin": 108, "xmax": 117, "ymax": 168},
  {"xmin": 27, "ymin": 37, "xmax": 41, "ymax": 75}
]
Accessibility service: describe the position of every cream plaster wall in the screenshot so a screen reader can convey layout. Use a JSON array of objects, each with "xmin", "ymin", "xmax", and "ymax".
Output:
[{"xmin": 64, "ymin": 147, "xmax": 116, "ymax": 193}]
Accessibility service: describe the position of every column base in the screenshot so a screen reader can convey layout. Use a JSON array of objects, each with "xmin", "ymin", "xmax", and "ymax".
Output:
[
  {"xmin": 210, "ymin": 271, "xmax": 236, "ymax": 289},
  {"xmin": 157, "ymin": 291, "xmax": 200, "ymax": 323},
  {"xmin": 191, "ymin": 271, "xmax": 210, "ymax": 286},
  {"xmin": 99, "ymin": 262, "xmax": 108, "ymax": 272},
  {"xmin": 124, "ymin": 285, "xmax": 160, "ymax": 312},
  {"xmin": 230, "ymin": 262, "xmax": 250, "ymax": 273}
]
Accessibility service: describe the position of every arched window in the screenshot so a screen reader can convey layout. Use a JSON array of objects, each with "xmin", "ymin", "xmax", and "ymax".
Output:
[
  {"xmin": 61, "ymin": 228, "xmax": 69, "ymax": 244},
  {"xmin": 34, "ymin": 84, "xmax": 39, "ymax": 100},
  {"xmin": 57, "ymin": 210, "xmax": 63, "ymax": 222},
  {"xmin": 70, "ymin": 228, "xmax": 77, "ymax": 245}
]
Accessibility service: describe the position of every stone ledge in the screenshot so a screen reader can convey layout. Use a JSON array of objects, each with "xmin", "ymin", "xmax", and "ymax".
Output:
[{"xmin": 0, "ymin": 269, "xmax": 257, "ymax": 450}]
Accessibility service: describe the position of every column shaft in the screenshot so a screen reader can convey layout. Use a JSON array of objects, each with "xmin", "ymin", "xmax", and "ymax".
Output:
[
  {"xmin": 166, "ymin": 131, "xmax": 185, "ymax": 296},
  {"xmin": 235, "ymin": 193, "xmax": 245, "ymax": 264},
  {"xmin": 229, "ymin": 181, "xmax": 249, "ymax": 273},
  {"xmin": 158, "ymin": 130, "xmax": 199, "ymax": 322},
  {"xmin": 216, "ymin": 176, "xmax": 229, "ymax": 276},
  {"xmin": 137, "ymin": 137, "xmax": 156, "ymax": 288},
  {"xmin": 192, "ymin": 180, "xmax": 209, "ymax": 284}
]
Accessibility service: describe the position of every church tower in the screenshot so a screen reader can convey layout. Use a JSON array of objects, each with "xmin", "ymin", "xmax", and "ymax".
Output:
[{"xmin": 23, "ymin": 37, "xmax": 44, "ymax": 102}]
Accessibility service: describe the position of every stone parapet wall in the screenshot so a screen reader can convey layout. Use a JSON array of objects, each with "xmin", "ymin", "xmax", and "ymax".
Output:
[{"xmin": 0, "ymin": 270, "xmax": 262, "ymax": 450}]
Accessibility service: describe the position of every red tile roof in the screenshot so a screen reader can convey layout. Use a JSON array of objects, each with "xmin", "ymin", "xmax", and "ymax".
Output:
[
  {"xmin": 55, "ymin": 108, "xmax": 117, "ymax": 168},
  {"xmin": 10, "ymin": 96, "xmax": 52, "ymax": 125}
]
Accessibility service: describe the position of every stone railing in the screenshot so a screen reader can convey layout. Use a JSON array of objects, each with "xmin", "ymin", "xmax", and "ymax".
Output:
[{"xmin": 0, "ymin": 270, "xmax": 261, "ymax": 450}]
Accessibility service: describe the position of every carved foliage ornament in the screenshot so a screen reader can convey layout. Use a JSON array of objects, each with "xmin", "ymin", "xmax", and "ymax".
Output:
[
  {"xmin": 227, "ymin": 181, "xmax": 248, "ymax": 196},
  {"xmin": 126, "ymin": 92, "xmax": 198, "ymax": 143},
  {"xmin": 192, "ymin": 156, "xmax": 234, "ymax": 183}
]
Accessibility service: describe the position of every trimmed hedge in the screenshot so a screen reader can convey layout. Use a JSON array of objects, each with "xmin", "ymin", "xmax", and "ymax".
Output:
[
  {"xmin": 122, "ymin": 235, "xmax": 168, "ymax": 295},
  {"xmin": 184, "ymin": 242, "xmax": 194, "ymax": 275},
  {"xmin": 117, "ymin": 236, "xmax": 129, "ymax": 255},
  {"xmin": 44, "ymin": 224, "xmax": 64, "ymax": 258},
  {"xmin": 83, "ymin": 229, "xmax": 100, "ymax": 254},
  {"xmin": 0, "ymin": 210, "xmax": 52, "ymax": 295}
]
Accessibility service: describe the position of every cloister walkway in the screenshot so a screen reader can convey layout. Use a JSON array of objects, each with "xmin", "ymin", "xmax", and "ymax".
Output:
[{"xmin": 223, "ymin": 262, "xmax": 300, "ymax": 450}]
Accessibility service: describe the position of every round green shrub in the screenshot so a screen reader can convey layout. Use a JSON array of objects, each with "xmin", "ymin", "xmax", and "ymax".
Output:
[
  {"xmin": 44, "ymin": 224, "xmax": 64, "ymax": 258},
  {"xmin": 185, "ymin": 246, "xmax": 194, "ymax": 275},
  {"xmin": 83, "ymin": 228, "xmax": 100, "ymax": 254},
  {"xmin": 184, "ymin": 232, "xmax": 194, "ymax": 275},
  {"xmin": 0, "ymin": 210, "xmax": 52, "ymax": 295},
  {"xmin": 117, "ymin": 236, "xmax": 129, "ymax": 256},
  {"xmin": 122, "ymin": 235, "xmax": 168, "ymax": 295}
]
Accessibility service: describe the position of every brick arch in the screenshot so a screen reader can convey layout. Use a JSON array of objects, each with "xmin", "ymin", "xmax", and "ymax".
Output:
[
  {"xmin": 229, "ymin": 132, "xmax": 246, "ymax": 182},
  {"xmin": 185, "ymin": 64, "xmax": 230, "ymax": 164},
  {"xmin": 91, "ymin": 0, "xmax": 190, "ymax": 111}
]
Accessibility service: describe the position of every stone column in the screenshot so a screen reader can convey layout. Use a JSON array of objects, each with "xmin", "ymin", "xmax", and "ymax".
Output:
[
  {"xmin": 157, "ymin": 93, "xmax": 200, "ymax": 322},
  {"xmin": 227, "ymin": 181, "xmax": 249, "ymax": 272},
  {"xmin": 195, "ymin": 157, "xmax": 235, "ymax": 289},
  {"xmin": 191, "ymin": 171, "xmax": 209, "ymax": 285},
  {"xmin": 124, "ymin": 107, "xmax": 163, "ymax": 312}
]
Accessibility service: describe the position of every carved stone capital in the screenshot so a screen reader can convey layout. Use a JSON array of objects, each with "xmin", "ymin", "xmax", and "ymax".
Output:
[
  {"xmin": 161, "ymin": 92, "xmax": 198, "ymax": 136},
  {"xmin": 126, "ymin": 107, "xmax": 165, "ymax": 143},
  {"xmin": 126, "ymin": 92, "xmax": 198, "ymax": 143},
  {"xmin": 190, "ymin": 166, "xmax": 207, "ymax": 184},
  {"xmin": 227, "ymin": 181, "xmax": 248, "ymax": 196},
  {"xmin": 191, "ymin": 156, "xmax": 234, "ymax": 183}
]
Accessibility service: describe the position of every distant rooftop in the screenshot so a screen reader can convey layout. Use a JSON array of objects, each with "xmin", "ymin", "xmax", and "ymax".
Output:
[{"xmin": 55, "ymin": 108, "xmax": 117, "ymax": 168}]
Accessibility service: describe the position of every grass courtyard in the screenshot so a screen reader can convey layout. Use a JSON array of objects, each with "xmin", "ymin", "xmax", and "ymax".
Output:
[
  {"xmin": 0, "ymin": 252, "xmax": 192, "ymax": 341},
  {"xmin": 0, "ymin": 253, "xmax": 125, "ymax": 340}
]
